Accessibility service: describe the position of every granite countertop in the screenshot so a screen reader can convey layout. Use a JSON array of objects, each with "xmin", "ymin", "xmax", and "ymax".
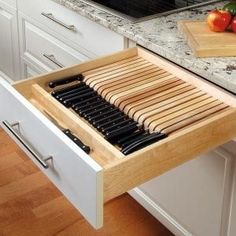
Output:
[{"xmin": 52, "ymin": 0, "xmax": 236, "ymax": 94}]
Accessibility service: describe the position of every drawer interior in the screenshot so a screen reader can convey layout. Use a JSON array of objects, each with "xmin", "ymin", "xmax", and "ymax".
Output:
[{"xmin": 13, "ymin": 47, "xmax": 236, "ymax": 202}]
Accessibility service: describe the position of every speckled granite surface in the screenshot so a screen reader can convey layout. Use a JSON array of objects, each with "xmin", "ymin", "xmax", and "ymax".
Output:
[{"xmin": 52, "ymin": 0, "xmax": 236, "ymax": 94}]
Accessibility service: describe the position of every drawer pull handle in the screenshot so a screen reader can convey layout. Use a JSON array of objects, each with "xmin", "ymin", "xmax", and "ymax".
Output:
[
  {"xmin": 41, "ymin": 12, "xmax": 76, "ymax": 32},
  {"xmin": 2, "ymin": 120, "xmax": 53, "ymax": 169},
  {"xmin": 43, "ymin": 54, "xmax": 64, "ymax": 68}
]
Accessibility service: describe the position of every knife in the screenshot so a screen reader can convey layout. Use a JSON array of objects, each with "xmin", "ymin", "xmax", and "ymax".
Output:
[
  {"xmin": 55, "ymin": 84, "xmax": 89, "ymax": 100},
  {"xmin": 48, "ymin": 74, "xmax": 84, "ymax": 88},
  {"xmin": 92, "ymin": 112, "xmax": 126, "ymax": 128},
  {"xmin": 62, "ymin": 129, "xmax": 91, "ymax": 154},
  {"xmin": 44, "ymin": 111, "xmax": 90, "ymax": 154},
  {"xmin": 58, "ymin": 87, "xmax": 92, "ymax": 102},
  {"xmin": 121, "ymin": 132, "xmax": 167, "ymax": 155},
  {"xmin": 51, "ymin": 83, "xmax": 83, "ymax": 97},
  {"xmin": 63, "ymin": 90, "xmax": 97, "ymax": 108},
  {"xmin": 116, "ymin": 129, "xmax": 145, "ymax": 145},
  {"xmin": 105, "ymin": 123, "xmax": 139, "ymax": 143}
]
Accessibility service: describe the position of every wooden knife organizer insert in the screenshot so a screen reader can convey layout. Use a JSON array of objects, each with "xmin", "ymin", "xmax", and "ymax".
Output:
[{"xmin": 13, "ymin": 47, "xmax": 236, "ymax": 177}]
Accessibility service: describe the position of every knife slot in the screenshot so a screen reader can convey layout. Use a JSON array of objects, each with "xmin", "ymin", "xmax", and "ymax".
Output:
[
  {"xmin": 13, "ymin": 46, "xmax": 236, "ymax": 161},
  {"xmin": 30, "ymin": 84, "xmax": 121, "ymax": 166},
  {"xmin": 85, "ymin": 61, "xmax": 154, "ymax": 86}
]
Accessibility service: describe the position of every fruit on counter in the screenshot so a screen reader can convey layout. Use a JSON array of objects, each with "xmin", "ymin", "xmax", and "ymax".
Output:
[
  {"xmin": 232, "ymin": 16, "xmax": 236, "ymax": 32},
  {"xmin": 207, "ymin": 9, "xmax": 232, "ymax": 32},
  {"xmin": 223, "ymin": 1, "xmax": 236, "ymax": 16}
]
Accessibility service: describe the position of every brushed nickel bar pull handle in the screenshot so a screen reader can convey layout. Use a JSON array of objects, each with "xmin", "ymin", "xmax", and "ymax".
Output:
[
  {"xmin": 2, "ymin": 120, "xmax": 52, "ymax": 169},
  {"xmin": 43, "ymin": 54, "xmax": 64, "ymax": 68},
  {"xmin": 41, "ymin": 12, "xmax": 76, "ymax": 32}
]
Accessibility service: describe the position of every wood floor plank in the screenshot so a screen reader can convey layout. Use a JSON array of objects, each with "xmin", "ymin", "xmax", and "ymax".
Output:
[
  {"xmin": 0, "ymin": 160, "xmax": 38, "ymax": 187},
  {"xmin": 32, "ymin": 196, "xmax": 76, "ymax": 218},
  {"xmin": 0, "ymin": 152, "xmax": 25, "ymax": 171},
  {"xmin": 0, "ymin": 172, "xmax": 48, "ymax": 205},
  {"xmin": 56, "ymin": 195, "xmax": 171, "ymax": 236}
]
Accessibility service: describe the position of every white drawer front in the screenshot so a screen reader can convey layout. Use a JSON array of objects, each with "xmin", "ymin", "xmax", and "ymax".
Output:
[
  {"xmin": 23, "ymin": 20, "xmax": 89, "ymax": 70},
  {"xmin": 0, "ymin": 78, "xmax": 103, "ymax": 229},
  {"xmin": 18, "ymin": 0, "xmax": 124, "ymax": 56}
]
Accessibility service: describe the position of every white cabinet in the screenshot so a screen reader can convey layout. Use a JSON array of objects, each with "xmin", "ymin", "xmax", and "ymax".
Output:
[
  {"xmin": 19, "ymin": 18, "xmax": 90, "ymax": 76},
  {"xmin": 229, "ymin": 169, "xmax": 236, "ymax": 236},
  {"xmin": 25, "ymin": 65, "xmax": 40, "ymax": 78},
  {"xmin": 17, "ymin": 0, "xmax": 125, "ymax": 79},
  {"xmin": 0, "ymin": 0, "xmax": 124, "ymax": 80},
  {"xmin": 226, "ymin": 142, "xmax": 236, "ymax": 236},
  {"xmin": 1, "ymin": 0, "xmax": 16, "ymax": 8},
  {"xmin": 18, "ymin": 0, "xmax": 124, "ymax": 57},
  {"xmin": 130, "ymin": 146, "xmax": 235, "ymax": 236},
  {"xmin": 1, "ymin": 0, "xmax": 17, "ymax": 8},
  {"xmin": 0, "ymin": 0, "xmax": 20, "ymax": 81},
  {"xmin": 23, "ymin": 61, "xmax": 42, "ymax": 78}
]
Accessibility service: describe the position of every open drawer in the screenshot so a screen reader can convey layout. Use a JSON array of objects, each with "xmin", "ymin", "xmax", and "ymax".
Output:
[{"xmin": 0, "ymin": 47, "xmax": 236, "ymax": 229}]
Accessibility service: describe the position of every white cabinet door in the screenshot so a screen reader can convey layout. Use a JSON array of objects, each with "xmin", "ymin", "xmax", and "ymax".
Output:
[
  {"xmin": 229, "ymin": 171, "xmax": 236, "ymax": 236},
  {"xmin": 23, "ymin": 63, "xmax": 41, "ymax": 78},
  {"xmin": 0, "ymin": 0, "xmax": 16, "ymax": 8},
  {"xmin": 225, "ymin": 141, "xmax": 236, "ymax": 236},
  {"xmin": 0, "ymin": 1, "xmax": 20, "ymax": 81},
  {"xmin": 130, "ymin": 147, "xmax": 234, "ymax": 236}
]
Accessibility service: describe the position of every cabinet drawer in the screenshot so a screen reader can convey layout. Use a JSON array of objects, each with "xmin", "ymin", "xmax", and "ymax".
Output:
[
  {"xmin": 18, "ymin": 0, "xmax": 124, "ymax": 57},
  {"xmin": 0, "ymin": 47, "xmax": 236, "ymax": 229},
  {"xmin": 23, "ymin": 20, "xmax": 89, "ymax": 70},
  {"xmin": 0, "ymin": 79, "xmax": 103, "ymax": 228}
]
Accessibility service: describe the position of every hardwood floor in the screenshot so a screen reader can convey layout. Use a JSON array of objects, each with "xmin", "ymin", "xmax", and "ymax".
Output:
[{"xmin": 0, "ymin": 129, "xmax": 173, "ymax": 236}]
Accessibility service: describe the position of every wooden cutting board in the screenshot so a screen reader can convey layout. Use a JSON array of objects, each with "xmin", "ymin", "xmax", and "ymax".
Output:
[{"xmin": 178, "ymin": 20, "xmax": 236, "ymax": 57}]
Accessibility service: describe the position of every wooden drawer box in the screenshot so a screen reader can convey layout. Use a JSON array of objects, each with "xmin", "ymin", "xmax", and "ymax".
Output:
[{"xmin": 0, "ymin": 47, "xmax": 236, "ymax": 229}]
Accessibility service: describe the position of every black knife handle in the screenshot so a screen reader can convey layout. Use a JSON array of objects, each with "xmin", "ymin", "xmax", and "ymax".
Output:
[
  {"xmin": 121, "ymin": 132, "xmax": 167, "ymax": 155},
  {"xmin": 51, "ymin": 83, "xmax": 83, "ymax": 97},
  {"xmin": 63, "ymin": 129, "xmax": 90, "ymax": 154},
  {"xmin": 49, "ymin": 74, "xmax": 84, "ymax": 88},
  {"xmin": 56, "ymin": 85, "xmax": 89, "ymax": 100},
  {"xmin": 120, "ymin": 132, "xmax": 149, "ymax": 149},
  {"xmin": 117, "ymin": 129, "xmax": 145, "ymax": 146},
  {"xmin": 105, "ymin": 123, "xmax": 139, "ymax": 143},
  {"xmin": 63, "ymin": 91, "xmax": 97, "ymax": 108}
]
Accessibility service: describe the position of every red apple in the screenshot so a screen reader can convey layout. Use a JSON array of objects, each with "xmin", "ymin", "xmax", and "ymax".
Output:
[
  {"xmin": 207, "ymin": 9, "xmax": 232, "ymax": 32},
  {"xmin": 232, "ymin": 16, "xmax": 236, "ymax": 33}
]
